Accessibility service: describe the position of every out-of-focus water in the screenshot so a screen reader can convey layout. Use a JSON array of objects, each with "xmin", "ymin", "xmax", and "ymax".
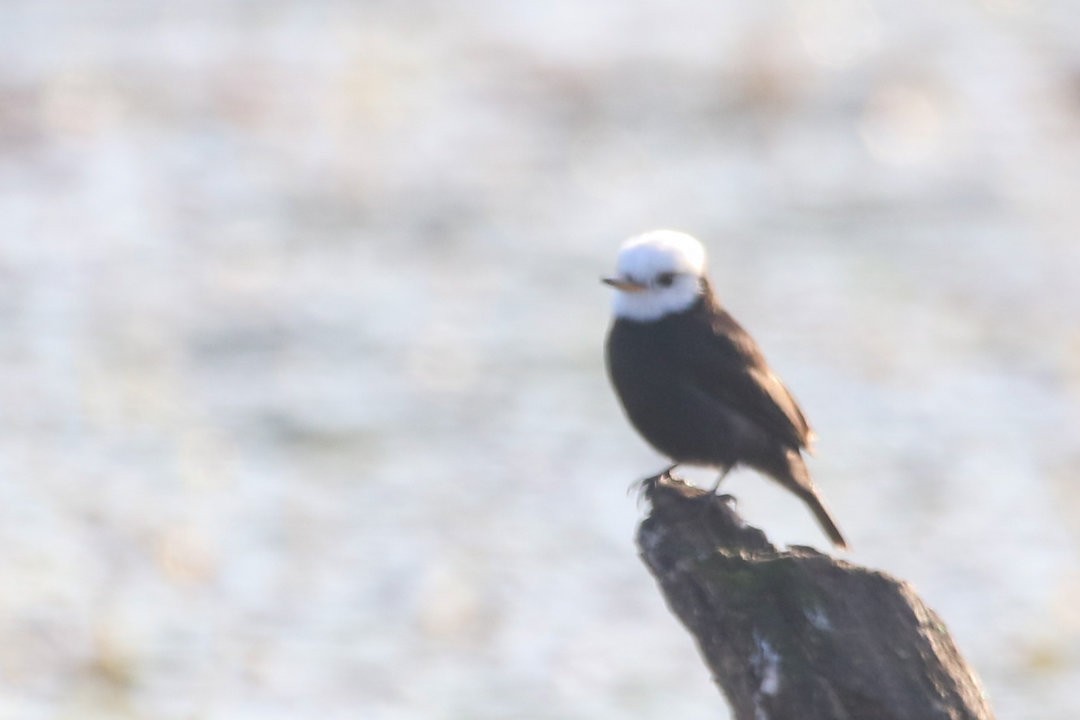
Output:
[{"xmin": 2, "ymin": 2, "xmax": 1080, "ymax": 718}]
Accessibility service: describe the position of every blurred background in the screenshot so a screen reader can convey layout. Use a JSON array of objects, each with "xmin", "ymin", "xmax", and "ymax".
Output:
[{"xmin": 1, "ymin": 1, "xmax": 1079, "ymax": 718}]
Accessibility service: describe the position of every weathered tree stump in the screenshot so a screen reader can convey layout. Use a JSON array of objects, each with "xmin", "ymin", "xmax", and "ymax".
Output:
[{"xmin": 637, "ymin": 473, "xmax": 995, "ymax": 720}]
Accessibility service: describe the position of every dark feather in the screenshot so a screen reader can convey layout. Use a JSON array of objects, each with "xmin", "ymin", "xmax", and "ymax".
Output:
[{"xmin": 674, "ymin": 289, "xmax": 814, "ymax": 452}]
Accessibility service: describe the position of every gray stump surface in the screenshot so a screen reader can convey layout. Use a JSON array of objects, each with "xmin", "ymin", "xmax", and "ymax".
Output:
[{"xmin": 637, "ymin": 473, "xmax": 995, "ymax": 720}]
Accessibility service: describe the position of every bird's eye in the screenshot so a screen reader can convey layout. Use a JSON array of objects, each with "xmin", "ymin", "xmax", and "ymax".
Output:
[{"xmin": 656, "ymin": 272, "xmax": 676, "ymax": 288}]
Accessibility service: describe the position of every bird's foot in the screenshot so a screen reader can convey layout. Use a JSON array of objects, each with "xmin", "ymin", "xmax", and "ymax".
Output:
[{"xmin": 628, "ymin": 464, "xmax": 678, "ymax": 501}]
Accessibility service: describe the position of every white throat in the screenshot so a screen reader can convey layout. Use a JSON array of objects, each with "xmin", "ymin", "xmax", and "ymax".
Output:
[{"xmin": 613, "ymin": 275, "xmax": 702, "ymax": 322}]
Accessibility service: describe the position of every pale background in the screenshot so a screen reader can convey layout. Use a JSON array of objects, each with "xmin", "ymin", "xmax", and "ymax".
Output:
[{"xmin": 2, "ymin": 2, "xmax": 1080, "ymax": 718}]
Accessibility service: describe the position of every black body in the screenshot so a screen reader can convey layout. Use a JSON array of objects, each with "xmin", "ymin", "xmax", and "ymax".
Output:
[{"xmin": 606, "ymin": 284, "xmax": 847, "ymax": 547}]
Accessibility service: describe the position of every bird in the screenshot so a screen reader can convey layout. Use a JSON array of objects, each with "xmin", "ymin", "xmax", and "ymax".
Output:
[{"xmin": 602, "ymin": 229, "xmax": 847, "ymax": 549}]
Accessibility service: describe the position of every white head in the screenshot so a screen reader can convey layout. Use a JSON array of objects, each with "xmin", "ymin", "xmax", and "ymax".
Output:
[{"xmin": 603, "ymin": 230, "xmax": 708, "ymax": 321}]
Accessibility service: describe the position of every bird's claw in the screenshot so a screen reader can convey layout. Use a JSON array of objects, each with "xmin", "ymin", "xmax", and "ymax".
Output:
[{"xmin": 628, "ymin": 465, "xmax": 678, "ymax": 503}]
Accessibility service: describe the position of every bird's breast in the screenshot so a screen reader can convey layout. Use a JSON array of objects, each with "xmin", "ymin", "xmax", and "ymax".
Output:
[
  {"xmin": 605, "ymin": 319, "xmax": 682, "ymax": 413},
  {"xmin": 605, "ymin": 313, "xmax": 745, "ymax": 467}
]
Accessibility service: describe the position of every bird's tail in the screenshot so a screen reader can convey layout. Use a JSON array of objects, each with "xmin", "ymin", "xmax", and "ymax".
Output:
[{"xmin": 770, "ymin": 450, "xmax": 849, "ymax": 550}]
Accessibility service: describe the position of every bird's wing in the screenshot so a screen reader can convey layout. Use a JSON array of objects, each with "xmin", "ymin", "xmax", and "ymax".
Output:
[{"xmin": 677, "ymin": 308, "xmax": 814, "ymax": 451}]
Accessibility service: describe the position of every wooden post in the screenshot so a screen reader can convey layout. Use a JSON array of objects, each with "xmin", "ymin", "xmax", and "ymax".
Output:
[{"xmin": 637, "ymin": 473, "xmax": 995, "ymax": 720}]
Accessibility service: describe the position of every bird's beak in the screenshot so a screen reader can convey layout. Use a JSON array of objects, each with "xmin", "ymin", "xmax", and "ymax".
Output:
[{"xmin": 602, "ymin": 277, "xmax": 648, "ymax": 293}]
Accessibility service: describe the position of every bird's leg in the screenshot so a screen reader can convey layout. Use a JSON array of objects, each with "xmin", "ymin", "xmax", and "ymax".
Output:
[{"xmin": 708, "ymin": 466, "xmax": 732, "ymax": 494}]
